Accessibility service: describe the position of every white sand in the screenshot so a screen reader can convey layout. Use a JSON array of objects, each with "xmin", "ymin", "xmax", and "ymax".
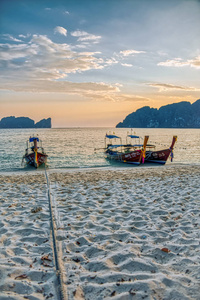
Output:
[
  {"xmin": 0, "ymin": 173, "xmax": 58, "ymax": 300},
  {"xmin": 0, "ymin": 165, "xmax": 200, "ymax": 300}
]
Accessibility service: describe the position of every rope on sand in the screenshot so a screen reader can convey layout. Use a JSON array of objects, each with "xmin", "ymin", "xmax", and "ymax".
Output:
[{"xmin": 44, "ymin": 166, "xmax": 66, "ymax": 300}]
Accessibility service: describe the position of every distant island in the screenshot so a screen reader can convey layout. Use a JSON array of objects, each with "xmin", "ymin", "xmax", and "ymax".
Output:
[
  {"xmin": 0, "ymin": 116, "xmax": 51, "ymax": 128},
  {"xmin": 116, "ymin": 99, "xmax": 200, "ymax": 128}
]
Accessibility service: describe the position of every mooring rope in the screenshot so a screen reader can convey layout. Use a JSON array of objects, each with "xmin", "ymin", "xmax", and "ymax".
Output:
[{"xmin": 44, "ymin": 165, "xmax": 66, "ymax": 300}]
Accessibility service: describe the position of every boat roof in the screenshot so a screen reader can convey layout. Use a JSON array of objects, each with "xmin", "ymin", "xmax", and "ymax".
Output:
[
  {"xmin": 29, "ymin": 137, "xmax": 39, "ymax": 142},
  {"xmin": 126, "ymin": 144, "xmax": 144, "ymax": 147},
  {"xmin": 107, "ymin": 144, "xmax": 124, "ymax": 148},
  {"xmin": 106, "ymin": 134, "xmax": 120, "ymax": 139},
  {"xmin": 108, "ymin": 144, "xmax": 143, "ymax": 149},
  {"xmin": 127, "ymin": 135, "xmax": 140, "ymax": 138}
]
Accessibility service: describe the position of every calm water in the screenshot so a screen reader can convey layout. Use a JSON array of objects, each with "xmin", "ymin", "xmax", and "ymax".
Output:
[{"xmin": 0, "ymin": 128, "xmax": 199, "ymax": 172}]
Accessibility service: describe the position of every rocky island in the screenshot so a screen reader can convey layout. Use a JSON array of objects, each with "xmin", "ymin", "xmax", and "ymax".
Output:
[
  {"xmin": 0, "ymin": 116, "xmax": 51, "ymax": 128},
  {"xmin": 116, "ymin": 99, "xmax": 200, "ymax": 128}
]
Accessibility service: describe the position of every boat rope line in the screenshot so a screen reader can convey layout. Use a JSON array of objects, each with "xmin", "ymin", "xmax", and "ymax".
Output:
[{"xmin": 44, "ymin": 165, "xmax": 66, "ymax": 300}]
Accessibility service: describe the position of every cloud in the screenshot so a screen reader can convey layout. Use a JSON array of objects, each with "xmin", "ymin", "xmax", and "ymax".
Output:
[
  {"xmin": 78, "ymin": 35, "xmax": 101, "ymax": 42},
  {"xmin": 79, "ymin": 51, "xmax": 102, "ymax": 56},
  {"xmin": 54, "ymin": 26, "xmax": 67, "ymax": 36},
  {"xmin": 189, "ymin": 56, "xmax": 200, "ymax": 68},
  {"xmin": 18, "ymin": 34, "xmax": 31, "ymax": 39},
  {"xmin": 113, "ymin": 94, "xmax": 150, "ymax": 102},
  {"xmin": 0, "ymin": 43, "xmax": 37, "ymax": 60},
  {"xmin": 1, "ymin": 34, "xmax": 22, "ymax": 42},
  {"xmin": 0, "ymin": 76, "xmax": 150, "ymax": 103},
  {"xmin": 71, "ymin": 31, "xmax": 88, "ymax": 37},
  {"xmin": 158, "ymin": 56, "xmax": 200, "ymax": 69},
  {"xmin": 103, "ymin": 57, "xmax": 118, "ymax": 66},
  {"xmin": 0, "ymin": 78, "xmax": 127, "ymax": 102},
  {"xmin": 0, "ymin": 34, "xmax": 104, "ymax": 71},
  {"xmin": 0, "ymin": 34, "xmax": 149, "ymax": 102},
  {"xmin": 158, "ymin": 58, "xmax": 188, "ymax": 67},
  {"xmin": 71, "ymin": 30, "xmax": 101, "ymax": 43},
  {"xmin": 83, "ymin": 93, "xmax": 150, "ymax": 102},
  {"xmin": 74, "ymin": 44, "xmax": 87, "ymax": 49},
  {"xmin": 0, "ymin": 35, "xmax": 105, "ymax": 81},
  {"xmin": 120, "ymin": 49, "xmax": 145, "ymax": 56},
  {"xmin": 121, "ymin": 63, "xmax": 133, "ymax": 67},
  {"xmin": 148, "ymin": 83, "xmax": 200, "ymax": 92},
  {"xmin": 0, "ymin": 80, "xmax": 117, "ymax": 93}
]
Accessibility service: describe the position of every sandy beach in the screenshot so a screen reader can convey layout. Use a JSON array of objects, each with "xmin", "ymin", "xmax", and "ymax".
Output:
[{"xmin": 0, "ymin": 165, "xmax": 200, "ymax": 300}]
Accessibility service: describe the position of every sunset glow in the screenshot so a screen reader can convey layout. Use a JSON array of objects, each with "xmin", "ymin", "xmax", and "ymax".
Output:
[{"xmin": 0, "ymin": 0, "xmax": 200, "ymax": 127}]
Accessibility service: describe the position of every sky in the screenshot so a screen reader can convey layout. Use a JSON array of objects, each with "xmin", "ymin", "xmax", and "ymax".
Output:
[{"xmin": 0, "ymin": 0, "xmax": 200, "ymax": 127}]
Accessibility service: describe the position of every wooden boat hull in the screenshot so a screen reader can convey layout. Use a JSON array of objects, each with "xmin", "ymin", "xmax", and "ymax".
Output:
[
  {"xmin": 145, "ymin": 149, "xmax": 171, "ymax": 164},
  {"xmin": 105, "ymin": 150, "xmax": 142, "ymax": 165},
  {"xmin": 105, "ymin": 135, "xmax": 149, "ymax": 165},
  {"xmin": 144, "ymin": 136, "xmax": 177, "ymax": 164},
  {"xmin": 24, "ymin": 152, "xmax": 48, "ymax": 168}
]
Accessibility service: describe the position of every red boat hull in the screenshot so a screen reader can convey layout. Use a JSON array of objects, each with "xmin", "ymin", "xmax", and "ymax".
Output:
[
  {"xmin": 145, "ymin": 136, "xmax": 177, "ymax": 164},
  {"xmin": 106, "ymin": 150, "xmax": 142, "ymax": 165},
  {"xmin": 145, "ymin": 149, "xmax": 171, "ymax": 164},
  {"xmin": 105, "ymin": 135, "xmax": 149, "ymax": 165},
  {"xmin": 24, "ymin": 152, "xmax": 48, "ymax": 168}
]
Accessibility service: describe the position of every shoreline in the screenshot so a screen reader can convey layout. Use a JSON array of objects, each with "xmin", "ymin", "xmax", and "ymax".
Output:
[
  {"xmin": 0, "ymin": 165, "xmax": 199, "ymax": 299},
  {"xmin": 0, "ymin": 161, "xmax": 199, "ymax": 176}
]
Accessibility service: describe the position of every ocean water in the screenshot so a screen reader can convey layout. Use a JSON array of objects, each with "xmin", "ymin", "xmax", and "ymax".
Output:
[{"xmin": 0, "ymin": 128, "xmax": 199, "ymax": 172}]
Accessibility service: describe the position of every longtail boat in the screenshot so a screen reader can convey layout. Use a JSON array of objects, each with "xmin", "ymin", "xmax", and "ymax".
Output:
[
  {"xmin": 105, "ymin": 134, "xmax": 149, "ymax": 165},
  {"xmin": 144, "ymin": 136, "xmax": 177, "ymax": 164},
  {"xmin": 22, "ymin": 136, "xmax": 48, "ymax": 168}
]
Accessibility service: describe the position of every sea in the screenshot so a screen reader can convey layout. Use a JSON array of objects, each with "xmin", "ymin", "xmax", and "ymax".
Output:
[{"xmin": 0, "ymin": 128, "xmax": 200, "ymax": 173}]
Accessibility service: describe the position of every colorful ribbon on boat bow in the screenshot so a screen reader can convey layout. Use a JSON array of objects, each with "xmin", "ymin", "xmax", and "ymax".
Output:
[
  {"xmin": 34, "ymin": 148, "xmax": 38, "ymax": 165},
  {"xmin": 142, "ymin": 147, "xmax": 145, "ymax": 164}
]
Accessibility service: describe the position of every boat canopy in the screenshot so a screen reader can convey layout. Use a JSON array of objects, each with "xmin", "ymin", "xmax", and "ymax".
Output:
[
  {"xmin": 127, "ymin": 144, "xmax": 144, "ymax": 147},
  {"xmin": 106, "ymin": 134, "xmax": 120, "ymax": 139},
  {"xmin": 29, "ymin": 137, "xmax": 39, "ymax": 142},
  {"xmin": 127, "ymin": 135, "xmax": 140, "ymax": 138},
  {"xmin": 125, "ymin": 143, "xmax": 155, "ymax": 148},
  {"xmin": 107, "ymin": 144, "xmax": 124, "ymax": 149}
]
